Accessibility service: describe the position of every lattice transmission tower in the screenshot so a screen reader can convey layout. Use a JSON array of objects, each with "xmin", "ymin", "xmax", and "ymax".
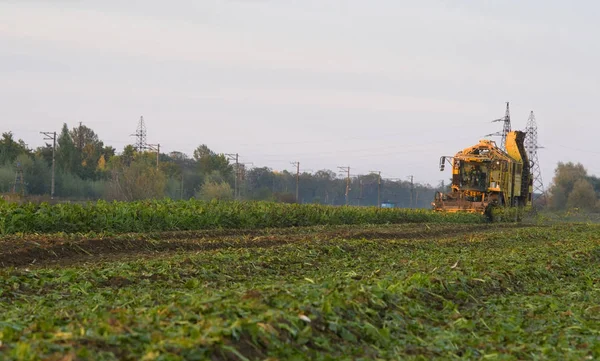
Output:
[
  {"xmin": 132, "ymin": 116, "xmax": 147, "ymax": 152},
  {"xmin": 12, "ymin": 161, "xmax": 25, "ymax": 196},
  {"xmin": 524, "ymin": 111, "xmax": 546, "ymax": 204},
  {"xmin": 492, "ymin": 102, "xmax": 511, "ymax": 150}
]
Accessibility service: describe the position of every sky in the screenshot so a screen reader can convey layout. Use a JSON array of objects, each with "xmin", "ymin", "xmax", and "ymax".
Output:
[{"xmin": 1, "ymin": 0, "xmax": 599, "ymax": 186}]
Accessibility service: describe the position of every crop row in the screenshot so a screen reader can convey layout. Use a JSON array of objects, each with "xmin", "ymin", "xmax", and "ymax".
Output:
[{"xmin": 0, "ymin": 199, "xmax": 485, "ymax": 234}]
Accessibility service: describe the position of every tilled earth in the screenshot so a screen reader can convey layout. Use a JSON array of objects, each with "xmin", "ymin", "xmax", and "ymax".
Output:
[
  {"xmin": 0, "ymin": 223, "xmax": 530, "ymax": 268},
  {"xmin": 1, "ymin": 222, "xmax": 598, "ymax": 360}
]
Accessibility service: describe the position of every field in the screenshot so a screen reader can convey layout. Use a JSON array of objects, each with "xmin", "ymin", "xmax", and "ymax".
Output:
[
  {"xmin": 1, "ymin": 202, "xmax": 599, "ymax": 360},
  {"xmin": 0, "ymin": 200, "xmax": 483, "ymax": 235}
]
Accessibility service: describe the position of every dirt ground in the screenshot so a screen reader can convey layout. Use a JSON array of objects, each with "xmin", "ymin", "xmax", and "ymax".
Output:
[{"xmin": 0, "ymin": 223, "xmax": 531, "ymax": 268}]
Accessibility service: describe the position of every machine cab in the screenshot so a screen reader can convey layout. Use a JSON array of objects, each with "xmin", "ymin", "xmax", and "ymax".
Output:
[{"xmin": 455, "ymin": 161, "xmax": 489, "ymax": 192}]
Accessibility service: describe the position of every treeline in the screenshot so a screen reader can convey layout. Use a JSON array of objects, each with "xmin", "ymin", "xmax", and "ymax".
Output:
[
  {"xmin": 547, "ymin": 162, "xmax": 600, "ymax": 212},
  {"xmin": 0, "ymin": 124, "xmax": 439, "ymax": 207}
]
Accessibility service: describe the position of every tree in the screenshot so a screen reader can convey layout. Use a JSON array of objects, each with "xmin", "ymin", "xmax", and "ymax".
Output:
[
  {"xmin": 0, "ymin": 132, "xmax": 29, "ymax": 165},
  {"xmin": 193, "ymin": 144, "xmax": 233, "ymax": 178},
  {"xmin": 106, "ymin": 153, "xmax": 167, "ymax": 201},
  {"xmin": 196, "ymin": 181, "xmax": 233, "ymax": 201},
  {"xmin": 21, "ymin": 154, "xmax": 51, "ymax": 195},
  {"xmin": 549, "ymin": 162, "xmax": 590, "ymax": 210},
  {"xmin": 56, "ymin": 123, "xmax": 77, "ymax": 173},
  {"xmin": 567, "ymin": 179, "xmax": 597, "ymax": 211},
  {"xmin": 68, "ymin": 124, "xmax": 112, "ymax": 180}
]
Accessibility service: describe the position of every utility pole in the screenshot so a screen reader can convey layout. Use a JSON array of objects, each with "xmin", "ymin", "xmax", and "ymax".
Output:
[
  {"xmin": 291, "ymin": 161, "xmax": 300, "ymax": 203},
  {"xmin": 370, "ymin": 170, "xmax": 381, "ymax": 208},
  {"xmin": 338, "ymin": 166, "xmax": 351, "ymax": 206},
  {"xmin": 78, "ymin": 122, "xmax": 83, "ymax": 151},
  {"xmin": 180, "ymin": 173, "xmax": 184, "ymax": 200},
  {"xmin": 357, "ymin": 177, "xmax": 364, "ymax": 206},
  {"xmin": 489, "ymin": 102, "xmax": 511, "ymax": 151},
  {"xmin": 238, "ymin": 162, "xmax": 253, "ymax": 200},
  {"xmin": 226, "ymin": 153, "xmax": 239, "ymax": 200},
  {"xmin": 13, "ymin": 161, "xmax": 25, "ymax": 196},
  {"xmin": 146, "ymin": 144, "xmax": 160, "ymax": 169},
  {"xmin": 40, "ymin": 131, "xmax": 56, "ymax": 199},
  {"xmin": 525, "ymin": 111, "xmax": 546, "ymax": 206},
  {"xmin": 131, "ymin": 116, "xmax": 147, "ymax": 153},
  {"xmin": 407, "ymin": 175, "xmax": 414, "ymax": 208}
]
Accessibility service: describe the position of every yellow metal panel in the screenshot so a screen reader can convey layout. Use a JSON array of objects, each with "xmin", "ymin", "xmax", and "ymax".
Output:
[{"xmin": 506, "ymin": 131, "xmax": 523, "ymax": 163}]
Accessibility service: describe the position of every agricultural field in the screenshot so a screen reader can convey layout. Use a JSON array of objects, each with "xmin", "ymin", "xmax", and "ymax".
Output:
[
  {"xmin": 1, "ymin": 201, "xmax": 599, "ymax": 360},
  {"xmin": 0, "ymin": 200, "xmax": 484, "ymax": 235}
]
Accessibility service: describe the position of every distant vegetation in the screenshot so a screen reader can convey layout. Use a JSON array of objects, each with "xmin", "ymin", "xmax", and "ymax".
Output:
[
  {"xmin": 0, "ymin": 124, "xmax": 438, "ymax": 207},
  {"xmin": 2, "ymin": 124, "xmax": 599, "ymax": 212},
  {"xmin": 546, "ymin": 162, "xmax": 600, "ymax": 212}
]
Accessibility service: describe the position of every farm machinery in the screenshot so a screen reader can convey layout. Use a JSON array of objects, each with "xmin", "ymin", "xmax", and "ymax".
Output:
[{"xmin": 432, "ymin": 131, "xmax": 532, "ymax": 216}]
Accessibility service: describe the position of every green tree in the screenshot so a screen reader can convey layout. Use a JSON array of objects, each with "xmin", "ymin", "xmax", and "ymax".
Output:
[
  {"xmin": 549, "ymin": 162, "xmax": 589, "ymax": 210},
  {"xmin": 0, "ymin": 132, "xmax": 29, "ymax": 165},
  {"xmin": 196, "ymin": 181, "xmax": 233, "ymax": 201},
  {"xmin": 567, "ymin": 179, "xmax": 598, "ymax": 211},
  {"xmin": 56, "ymin": 123, "xmax": 77, "ymax": 173},
  {"xmin": 69, "ymin": 124, "xmax": 107, "ymax": 179},
  {"xmin": 193, "ymin": 144, "xmax": 232, "ymax": 178},
  {"xmin": 106, "ymin": 152, "xmax": 167, "ymax": 201},
  {"xmin": 21, "ymin": 154, "xmax": 51, "ymax": 195}
]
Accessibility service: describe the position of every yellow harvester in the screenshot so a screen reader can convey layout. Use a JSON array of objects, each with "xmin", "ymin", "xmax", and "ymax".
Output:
[{"xmin": 432, "ymin": 131, "xmax": 533, "ymax": 215}]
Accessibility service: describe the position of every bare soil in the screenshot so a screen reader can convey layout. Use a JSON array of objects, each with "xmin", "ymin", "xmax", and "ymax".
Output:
[{"xmin": 0, "ymin": 223, "xmax": 532, "ymax": 268}]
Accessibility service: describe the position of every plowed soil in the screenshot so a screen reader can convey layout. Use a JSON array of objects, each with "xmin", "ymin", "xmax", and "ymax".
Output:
[{"xmin": 0, "ymin": 223, "xmax": 531, "ymax": 268}]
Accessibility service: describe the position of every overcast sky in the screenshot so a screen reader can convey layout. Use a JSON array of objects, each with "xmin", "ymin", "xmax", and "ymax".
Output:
[{"xmin": 1, "ymin": 0, "xmax": 599, "ymax": 185}]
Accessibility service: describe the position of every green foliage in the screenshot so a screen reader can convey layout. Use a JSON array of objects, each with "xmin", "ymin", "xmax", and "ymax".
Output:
[
  {"xmin": 567, "ymin": 179, "xmax": 597, "ymax": 211},
  {"xmin": 196, "ymin": 181, "xmax": 234, "ymax": 201},
  {"xmin": 0, "ymin": 131, "xmax": 29, "ymax": 165},
  {"xmin": 106, "ymin": 152, "xmax": 167, "ymax": 201},
  {"xmin": 0, "ymin": 200, "xmax": 484, "ymax": 234},
  {"xmin": 488, "ymin": 206, "xmax": 531, "ymax": 223},
  {"xmin": 56, "ymin": 123, "xmax": 77, "ymax": 173},
  {"xmin": 0, "ymin": 166, "xmax": 13, "ymax": 192},
  {"xmin": 193, "ymin": 144, "xmax": 233, "ymax": 178},
  {"xmin": 0, "ymin": 224, "xmax": 599, "ymax": 359},
  {"xmin": 548, "ymin": 162, "xmax": 599, "ymax": 211},
  {"xmin": 56, "ymin": 172, "xmax": 107, "ymax": 200}
]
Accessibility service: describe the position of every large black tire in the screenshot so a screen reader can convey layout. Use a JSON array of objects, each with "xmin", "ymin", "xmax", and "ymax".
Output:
[{"xmin": 484, "ymin": 205, "xmax": 496, "ymax": 222}]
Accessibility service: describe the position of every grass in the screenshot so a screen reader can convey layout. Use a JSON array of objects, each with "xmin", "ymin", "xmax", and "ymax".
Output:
[{"xmin": 1, "ymin": 223, "xmax": 599, "ymax": 360}]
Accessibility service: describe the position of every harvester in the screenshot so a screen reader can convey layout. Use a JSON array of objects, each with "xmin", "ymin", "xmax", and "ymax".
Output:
[{"xmin": 432, "ymin": 131, "xmax": 532, "ymax": 216}]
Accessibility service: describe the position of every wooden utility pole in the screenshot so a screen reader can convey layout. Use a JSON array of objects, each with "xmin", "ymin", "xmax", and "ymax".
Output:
[
  {"xmin": 40, "ymin": 131, "xmax": 56, "ymax": 199},
  {"xmin": 226, "ymin": 153, "xmax": 239, "ymax": 200},
  {"xmin": 78, "ymin": 122, "xmax": 83, "ymax": 151},
  {"xmin": 370, "ymin": 170, "xmax": 381, "ymax": 208},
  {"xmin": 291, "ymin": 161, "xmax": 300, "ymax": 203},
  {"xmin": 338, "ymin": 166, "xmax": 351, "ymax": 206},
  {"xmin": 407, "ymin": 175, "xmax": 414, "ymax": 208},
  {"xmin": 147, "ymin": 144, "xmax": 160, "ymax": 169},
  {"xmin": 180, "ymin": 173, "xmax": 184, "ymax": 200},
  {"xmin": 357, "ymin": 177, "xmax": 364, "ymax": 206},
  {"xmin": 238, "ymin": 162, "xmax": 253, "ymax": 200}
]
